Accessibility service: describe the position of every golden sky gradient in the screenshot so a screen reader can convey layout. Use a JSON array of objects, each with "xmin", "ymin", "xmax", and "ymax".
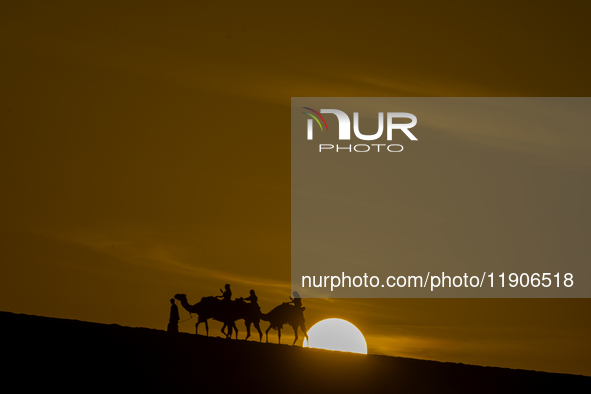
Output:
[{"xmin": 1, "ymin": 1, "xmax": 590, "ymax": 376}]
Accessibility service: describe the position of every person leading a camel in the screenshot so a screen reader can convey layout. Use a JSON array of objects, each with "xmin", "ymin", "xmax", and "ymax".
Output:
[{"xmin": 167, "ymin": 298, "xmax": 180, "ymax": 333}]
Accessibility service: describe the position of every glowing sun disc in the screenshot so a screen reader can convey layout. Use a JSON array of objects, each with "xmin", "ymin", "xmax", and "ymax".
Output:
[{"xmin": 304, "ymin": 318, "xmax": 367, "ymax": 354}]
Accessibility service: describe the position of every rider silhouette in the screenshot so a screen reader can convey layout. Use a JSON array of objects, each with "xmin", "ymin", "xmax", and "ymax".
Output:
[
  {"xmin": 244, "ymin": 289, "xmax": 260, "ymax": 312},
  {"xmin": 218, "ymin": 284, "xmax": 232, "ymax": 302},
  {"xmin": 287, "ymin": 291, "xmax": 303, "ymax": 310}
]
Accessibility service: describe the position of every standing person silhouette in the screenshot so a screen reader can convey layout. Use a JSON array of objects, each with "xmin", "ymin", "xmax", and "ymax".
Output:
[{"xmin": 168, "ymin": 298, "xmax": 180, "ymax": 333}]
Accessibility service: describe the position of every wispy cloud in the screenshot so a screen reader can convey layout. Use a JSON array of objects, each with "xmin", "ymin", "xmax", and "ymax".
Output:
[{"xmin": 33, "ymin": 225, "xmax": 291, "ymax": 296}]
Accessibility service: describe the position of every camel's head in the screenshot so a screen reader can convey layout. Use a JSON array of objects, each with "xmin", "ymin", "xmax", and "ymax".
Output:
[{"xmin": 174, "ymin": 294, "xmax": 187, "ymax": 302}]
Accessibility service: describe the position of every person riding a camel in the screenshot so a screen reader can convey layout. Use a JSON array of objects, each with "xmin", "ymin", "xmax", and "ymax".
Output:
[
  {"xmin": 218, "ymin": 284, "xmax": 232, "ymax": 302},
  {"xmin": 244, "ymin": 289, "xmax": 261, "ymax": 312},
  {"xmin": 287, "ymin": 291, "xmax": 304, "ymax": 310}
]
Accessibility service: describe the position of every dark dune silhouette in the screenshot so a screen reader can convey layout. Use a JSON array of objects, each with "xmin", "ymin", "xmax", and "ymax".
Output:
[{"xmin": 1, "ymin": 311, "xmax": 588, "ymax": 393}]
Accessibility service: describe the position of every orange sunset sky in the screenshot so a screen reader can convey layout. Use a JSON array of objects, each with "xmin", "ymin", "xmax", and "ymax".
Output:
[{"xmin": 1, "ymin": 1, "xmax": 590, "ymax": 376}]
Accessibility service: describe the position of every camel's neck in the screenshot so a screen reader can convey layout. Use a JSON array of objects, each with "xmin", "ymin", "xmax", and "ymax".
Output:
[{"xmin": 178, "ymin": 298, "xmax": 199, "ymax": 314}]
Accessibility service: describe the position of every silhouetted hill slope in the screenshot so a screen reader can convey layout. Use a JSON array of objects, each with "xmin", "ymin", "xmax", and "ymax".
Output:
[{"xmin": 1, "ymin": 311, "xmax": 588, "ymax": 393}]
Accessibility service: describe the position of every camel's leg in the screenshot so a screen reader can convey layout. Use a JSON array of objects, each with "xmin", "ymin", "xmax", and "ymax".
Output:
[
  {"xmin": 205, "ymin": 320, "xmax": 209, "ymax": 337},
  {"xmin": 223, "ymin": 323, "xmax": 232, "ymax": 339},
  {"xmin": 244, "ymin": 321, "xmax": 251, "ymax": 341},
  {"xmin": 265, "ymin": 324, "xmax": 272, "ymax": 343},
  {"xmin": 232, "ymin": 322, "xmax": 239, "ymax": 340},
  {"xmin": 302, "ymin": 323, "xmax": 309, "ymax": 343},
  {"xmin": 278, "ymin": 328, "xmax": 281, "ymax": 344},
  {"xmin": 292, "ymin": 327, "xmax": 299, "ymax": 346},
  {"xmin": 195, "ymin": 321, "xmax": 200, "ymax": 335},
  {"xmin": 254, "ymin": 322, "xmax": 263, "ymax": 342}
]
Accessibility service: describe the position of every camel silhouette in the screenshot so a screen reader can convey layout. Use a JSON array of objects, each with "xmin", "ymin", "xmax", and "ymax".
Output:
[
  {"xmin": 261, "ymin": 303, "xmax": 309, "ymax": 346},
  {"xmin": 174, "ymin": 294, "xmax": 263, "ymax": 341}
]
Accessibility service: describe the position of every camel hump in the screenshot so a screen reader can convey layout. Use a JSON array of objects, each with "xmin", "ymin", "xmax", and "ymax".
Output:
[
  {"xmin": 200, "ymin": 296, "xmax": 221, "ymax": 305},
  {"xmin": 264, "ymin": 302, "xmax": 305, "ymax": 325}
]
